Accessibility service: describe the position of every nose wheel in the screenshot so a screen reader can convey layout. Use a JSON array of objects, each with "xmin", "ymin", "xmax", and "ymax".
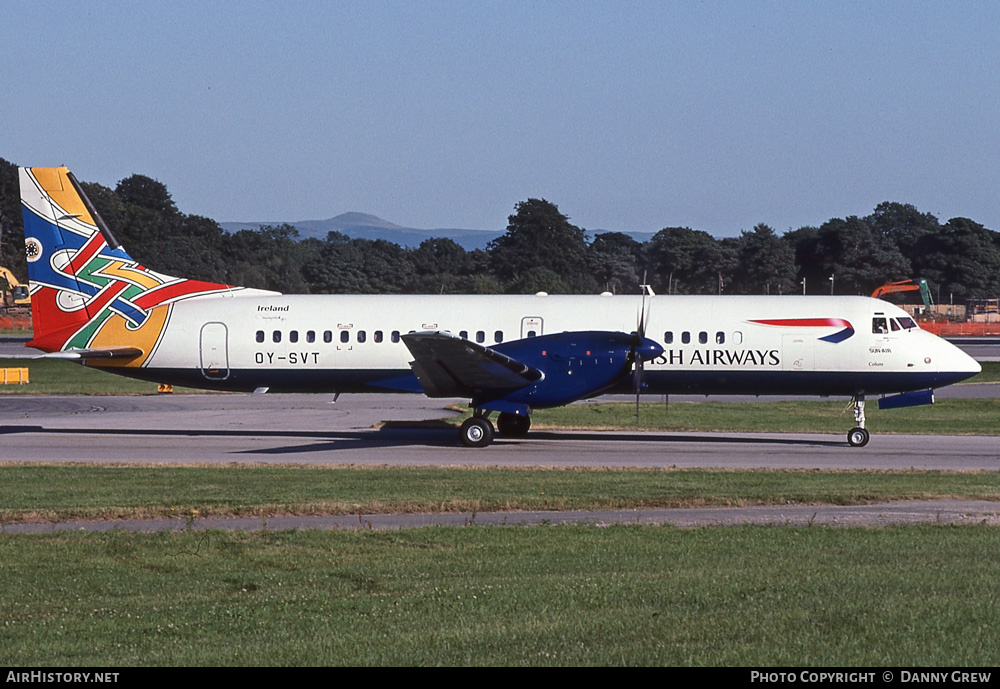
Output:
[
  {"xmin": 847, "ymin": 426, "xmax": 870, "ymax": 447},
  {"xmin": 847, "ymin": 394, "xmax": 870, "ymax": 447}
]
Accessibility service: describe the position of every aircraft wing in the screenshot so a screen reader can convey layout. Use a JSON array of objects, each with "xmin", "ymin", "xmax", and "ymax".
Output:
[
  {"xmin": 37, "ymin": 346, "xmax": 144, "ymax": 361},
  {"xmin": 401, "ymin": 331, "xmax": 543, "ymax": 398}
]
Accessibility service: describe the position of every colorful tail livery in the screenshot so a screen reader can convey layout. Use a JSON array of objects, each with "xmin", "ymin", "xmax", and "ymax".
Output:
[
  {"xmin": 20, "ymin": 167, "xmax": 240, "ymax": 365},
  {"xmin": 19, "ymin": 166, "xmax": 981, "ymax": 448}
]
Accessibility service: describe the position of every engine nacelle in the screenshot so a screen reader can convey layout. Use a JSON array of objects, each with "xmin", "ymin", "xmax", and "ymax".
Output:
[{"xmin": 479, "ymin": 331, "xmax": 663, "ymax": 409}]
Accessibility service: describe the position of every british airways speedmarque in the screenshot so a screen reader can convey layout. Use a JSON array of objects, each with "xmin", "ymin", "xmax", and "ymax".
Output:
[{"xmin": 19, "ymin": 166, "xmax": 980, "ymax": 447}]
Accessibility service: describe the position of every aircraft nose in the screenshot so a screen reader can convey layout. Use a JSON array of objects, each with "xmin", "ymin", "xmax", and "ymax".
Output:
[
  {"xmin": 956, "ymin": 348, "xmax": 982, "ymax": 376},
  {"xmin": 933, "ymin": 337, "xmax": 981, "ymax": 382}
]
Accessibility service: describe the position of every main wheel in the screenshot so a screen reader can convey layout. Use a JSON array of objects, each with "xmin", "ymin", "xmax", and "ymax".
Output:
[
  {"xmin": 847, "ymin": 427, "xmax": 870, "ymax": 447},
  {"xmin": 460, "ymin": 417, "xmax": 494, "ymax": 448},
  {"xmin": 496, "ymin": 412, "xmax": 531, "ymax": 437}
]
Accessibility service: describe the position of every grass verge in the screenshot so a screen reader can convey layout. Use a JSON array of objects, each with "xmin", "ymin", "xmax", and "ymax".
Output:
[{"xmin": 2, "ymin": 464, "xmax": 1000, "ymax": 524}]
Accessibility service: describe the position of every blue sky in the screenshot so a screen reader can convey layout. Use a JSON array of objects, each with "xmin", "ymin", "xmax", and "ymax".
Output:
[{"xmin": 4, "ymin": 1, "xmax": 998, "ymax": 236}]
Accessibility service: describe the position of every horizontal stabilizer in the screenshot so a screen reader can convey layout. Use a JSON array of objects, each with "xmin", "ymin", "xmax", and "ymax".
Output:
[
  {"xmin": 37, "ymin": 346, "xmax": 144, "ymax": 361},
  {"xmin": 401, "ymin": 331, "xmax": 543, "ymax": 398}
]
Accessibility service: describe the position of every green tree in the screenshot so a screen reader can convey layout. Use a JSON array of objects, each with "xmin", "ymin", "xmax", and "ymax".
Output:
[
  {"xmin": 407, "ymin": 238, "xmax": 474, "ymax": 293},
  {"xmin": 913, "ymin": 218, "xmax": 1000, "ymax": 299},
  {"xmin": 488, "ymin": 199, "xmax": 596, "ymax": 293},
  {"xmin": 644, "ymin": 226, "xmax": 728, "ymax": 294},
  {"xmin": 782, "ymin": 226, "xmax": 821, "ymax": 294},
  {"xmin": 115, "ymin": 174, "xmax": 179, "ymax": 217},
  {"xmin": 225, "ymin": 225, "xmax": 310, "ymax": 293},
  {"xmin": 588, "ymin": 232, "xmax": 641, "ymax": 294},
  {"xmin": 815, "ymin": 216, "xmax": 911, "ymax": 294},
  {"xmin": 866, "ymin": 202, "xmax": 939, "ymax": 267},
  {"xmin": 302, "ymin": 232, "xmax": 369, "ymax": 293},
  {"xmin": 730, "ymin": 223, "xmax": 798, "ymax": 294},
  {"xmin": 0, "ymin": 158, "xmax": 25, "ymax": 282}
]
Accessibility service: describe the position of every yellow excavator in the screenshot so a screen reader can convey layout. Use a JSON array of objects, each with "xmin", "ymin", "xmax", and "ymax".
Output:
[{"xmin": 0, "ymin": 266, "xmax": 30, "ymax": 315}]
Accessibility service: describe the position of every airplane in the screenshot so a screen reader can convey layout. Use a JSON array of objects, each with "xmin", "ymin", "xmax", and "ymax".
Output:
[{"xmin": 18, "ymin": 166, "xmax": 981, "ymax": 448}]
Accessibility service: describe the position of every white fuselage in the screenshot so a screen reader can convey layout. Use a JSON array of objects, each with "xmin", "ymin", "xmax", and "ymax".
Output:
[{"xmin": 126, "ymin": 293, "xmax": 979, "ymax": 398}]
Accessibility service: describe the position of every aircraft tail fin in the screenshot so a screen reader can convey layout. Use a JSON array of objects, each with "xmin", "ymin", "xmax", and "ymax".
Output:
[{"xmin": 19, "ymin": 166, "xmax": 236, "ymax": 358}]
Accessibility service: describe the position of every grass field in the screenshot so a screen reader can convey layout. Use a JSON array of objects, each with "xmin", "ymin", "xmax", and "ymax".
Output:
[{"xmin": 2, "ymin": 525, "xmax": 1000, "ymax": 665}]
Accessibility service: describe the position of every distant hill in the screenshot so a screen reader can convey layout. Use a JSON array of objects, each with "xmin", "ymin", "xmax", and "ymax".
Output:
[
  {"xmin": 221, "ymin": 212, "xmax": 660, "ymax": 250},
  {"xmin": 221, "ymin": 212, "xmax": 503, "ymax": 251}
]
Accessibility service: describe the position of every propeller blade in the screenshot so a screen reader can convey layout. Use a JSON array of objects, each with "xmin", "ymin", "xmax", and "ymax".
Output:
[
  {"xmin": 634, "ymin": 278, "xmax": 655, "ymax": 421},
  {"xmin": 634, "ymin": 358, "xmax": 643, "ymax": 421},
  {"xmin": 636, "ymin": 274, "xmax": 652, "ymax": 339}
]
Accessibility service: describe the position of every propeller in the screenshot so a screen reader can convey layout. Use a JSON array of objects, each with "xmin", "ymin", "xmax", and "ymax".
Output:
[{"xmin": 632, "ymin": 281, "xmax": 658, "ymax": 421}]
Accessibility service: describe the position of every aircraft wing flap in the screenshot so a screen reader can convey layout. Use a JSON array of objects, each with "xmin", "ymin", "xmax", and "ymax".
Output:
[
  {"xmin": 38, "ymin": 346, "xmax": 144, "ymax": 361},
  {"xmin": 401, "ymin": 331, "xmax": 542, "ymax": 398}
]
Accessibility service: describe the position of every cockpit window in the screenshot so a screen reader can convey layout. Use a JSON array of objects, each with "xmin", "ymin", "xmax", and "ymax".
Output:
[
  {"xmin": 890, "ymin": 319, "xmax": 901, "ymax": 332},
  {"xmin": 872, "ymin": 317, "xmax": 888, "ymax": 334},
  {"xmin": 897, "ymin": 317, "xmax": 917, "ymax": 330}
]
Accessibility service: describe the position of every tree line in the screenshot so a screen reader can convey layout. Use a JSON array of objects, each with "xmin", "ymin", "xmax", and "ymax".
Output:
[{"xmin": 2, "ymin": 157, "xmax": 998, "ymax": 302}]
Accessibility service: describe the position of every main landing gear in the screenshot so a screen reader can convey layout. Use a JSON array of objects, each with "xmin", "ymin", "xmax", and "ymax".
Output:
[
  {"xmin": 459, "ymin": 411, "xmax": 532, "ymax": 447},
  {"xmin": 847, "ymin": 394, "xmax": 870, "ymax": 447}
]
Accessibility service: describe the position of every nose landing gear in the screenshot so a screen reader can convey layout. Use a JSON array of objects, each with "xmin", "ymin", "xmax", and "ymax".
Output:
[{"xmin": 847, "ymin": 394, "xmax": 870, "ymax": 447}]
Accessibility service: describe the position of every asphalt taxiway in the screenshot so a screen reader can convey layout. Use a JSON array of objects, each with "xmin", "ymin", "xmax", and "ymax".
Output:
[{"xmin": 1, "ymin": 392, "xmax": 997, "ymax": 471}]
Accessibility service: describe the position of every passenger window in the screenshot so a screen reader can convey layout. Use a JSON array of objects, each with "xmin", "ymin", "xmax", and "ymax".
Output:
[
  {"xmin": 307, "ymin": 330, "xmax": 316, "ymax": 343},
  {"xmin": 494, "ymin": 331, "xmax": 504, "ymax": 343},
  {"xmin": 374, "ymin": 330, "xmax": 383, "ymax": 343},
  {"xmin": 459, "ymin": 330, "xmax": 468, "ymax": 339},
  {"xmin": 391, "ymin": 331, "xmax": 400, "ymax": 343},
  {"xmin": 255, "ymin": 330, "xmax": 265, "ymax": 343},
  {"xmin": 476, "ymin": 331, "xmax": 485, "ymax": 343},
  {"xmin": 681, "ymin": 331, "xmax": 691, "ymax": 344},
  {"xmin": 527, "ymin": 330, "xmax": 537, "ymax": 338},
  {"xmin": 323, "ymin": 330, "xmax": 332, "ymax": 343},
  {"xmin": 357, "ymin": 330, "xmax": 366, "ymax": 343},
  {"xmin": 272, "ymin": 330, "xmax": 281, "ymax": 343},
  {"xmin": 699, "ymin": 332, "xmax": 708, "ymax": 344},
  {"xmin": 732, "ymin": 331, "xmax": 743, "ymax": 345},
  {"xmin": 716, "ymin": 331, "xmax": 725, "ymax": 344},
  {"xmin": 664, "ymin": 331, "xmax": 673, "ymax": 344},
  {"xmin": 290, "ymin": 330, "xmax": 299, "ymax": 343},
  {"xmin": 340, "ymin": 331, "xmax": 350, "ymax": 343}
]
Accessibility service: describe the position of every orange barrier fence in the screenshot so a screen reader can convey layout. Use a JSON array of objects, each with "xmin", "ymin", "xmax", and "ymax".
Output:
[
  {"xmin": 1, "ymin": 368, "xmax": 29, "ymax": 384},
  {"xmin": 0, "ymin": 315, "xmax": 32, "ymax": 330},
  {"xmin": 919, "ymin": 321, "xmax": 1000, "ymax": 337}
]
